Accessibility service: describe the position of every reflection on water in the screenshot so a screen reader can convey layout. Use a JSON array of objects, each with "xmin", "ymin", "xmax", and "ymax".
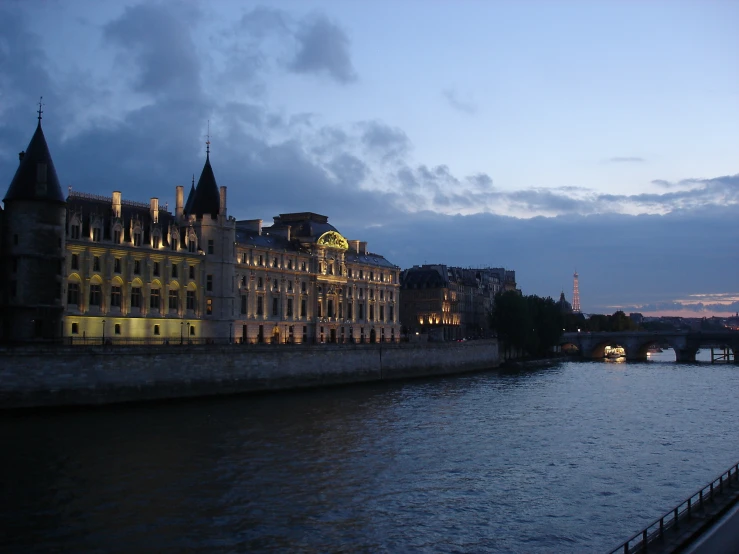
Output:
[{"xmin": 1, "ymin": 358, "xmax": 738, "ymax": 552}]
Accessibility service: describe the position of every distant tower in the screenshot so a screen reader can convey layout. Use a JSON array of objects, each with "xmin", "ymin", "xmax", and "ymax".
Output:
[{"xmin": 572, "ymin": 272, "xmax": 581, "ymax": 313}]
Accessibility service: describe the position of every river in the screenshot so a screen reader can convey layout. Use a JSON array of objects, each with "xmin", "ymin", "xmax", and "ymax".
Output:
[{"xmin": 1, "ymin": 350, "xmax": 738, "ymax": 553}]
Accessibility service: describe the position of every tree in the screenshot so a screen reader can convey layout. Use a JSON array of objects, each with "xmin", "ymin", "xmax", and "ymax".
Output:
[{"xmin": 490, "ymin": 291, "xmax": 564, "ymax": 358}]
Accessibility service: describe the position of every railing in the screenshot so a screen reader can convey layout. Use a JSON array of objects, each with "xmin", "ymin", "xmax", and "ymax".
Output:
[{"xmin": 609, "ymin": 462, "xmax": 739, "ymax": 554}]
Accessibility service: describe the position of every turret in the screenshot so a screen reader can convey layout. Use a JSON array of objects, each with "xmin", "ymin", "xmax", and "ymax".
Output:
[{"xmin": 0, "ymin": 101, "xmax": 67, "ymax": 342}]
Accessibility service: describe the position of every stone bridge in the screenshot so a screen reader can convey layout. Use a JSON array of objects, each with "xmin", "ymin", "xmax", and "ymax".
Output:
[{"xmin": 560, "ymin": 330, "xmax": 739, "ymax": 362}]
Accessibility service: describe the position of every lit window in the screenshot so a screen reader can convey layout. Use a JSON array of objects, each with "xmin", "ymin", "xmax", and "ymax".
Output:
[{"xmin": 206, "ymin": 298, "xmax": 213, "ymax": 315}]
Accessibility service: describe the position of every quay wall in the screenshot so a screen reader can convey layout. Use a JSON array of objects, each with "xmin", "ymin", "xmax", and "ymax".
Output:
[{"xmin": 0, "ymin": 340, "xmax": 499, "ymax": 409}]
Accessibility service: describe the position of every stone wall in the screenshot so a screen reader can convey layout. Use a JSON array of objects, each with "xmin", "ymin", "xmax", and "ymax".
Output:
[{"xmin": 0, "ymin": 340, "xmax": 498, "ymax": 409}]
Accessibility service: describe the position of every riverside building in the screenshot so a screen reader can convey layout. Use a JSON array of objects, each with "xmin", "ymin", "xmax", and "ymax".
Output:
[{"xmin": 0, "ymin": 115, "xmax": 401, "ymax": 344}]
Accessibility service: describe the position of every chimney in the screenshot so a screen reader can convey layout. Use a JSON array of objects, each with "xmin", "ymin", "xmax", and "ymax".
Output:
[
  {"xmin": 18, "ymin": 151, "xmax": 25, "ymax": 162},
  {"xmin": 112, "ymin": 191, "xmax": 122, "ymax": 218},
  {"xmin": 150, "ymin": 198, "xmax": 159, "ymax": 223},
  {"xmin": 348, "ymin": 240, "xmax": 360, "ymax": 254},
  {"xmin": 219, "ymin": 186, "xmax": 227, "ymax": 218},
  {"xmin": 359, "ymin": 241, "xmax": 367, "ymax": 255},
  {"xmin": 175, "ymin": 186, "xmax": 184, "ymax": 221}
]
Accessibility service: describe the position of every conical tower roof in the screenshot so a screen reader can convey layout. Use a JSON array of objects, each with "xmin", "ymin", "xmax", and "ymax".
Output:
[
  {"xmin": 4, "ymin": 121, "xmax": 65, "ymax": 204},
  {"xmin": 188, "ymin": 152, "xmax": 220, "ymax": 218},
  {"xmin": 183, "ymin": 176, "xmax": 195, "ymax": 215}
]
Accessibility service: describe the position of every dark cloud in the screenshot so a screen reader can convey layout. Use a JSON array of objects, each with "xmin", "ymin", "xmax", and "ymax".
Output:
[
  {"xmin": 289, "ymin": 14, "xmax": 356, "ymax": 84},
  {"xmin": 443, "ymin": 89, "xmax": 478, "ymax": 115},
  {"xmin": 238, "ymin": 6, "xmax": 290, "ymax": 38},
  {"xmin": 104, "ymin": 3, "xmax": 201, "ymax": 98},
  {"xmin": 607, "ymin": 156, "xmax": 645, "ymax": 163},
  {"xmin": 468, "ymin": 173, "xmax": 494, "ymax": 190},
  {"xmin": 361, "ymin": 121, "xmax": 410, "ymax": 161}
]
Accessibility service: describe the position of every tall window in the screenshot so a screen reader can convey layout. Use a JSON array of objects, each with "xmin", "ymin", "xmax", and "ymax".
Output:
[
  {"xmin": 257, "ymin": 296, "xmax": 263, "ymax": 316},
  {"xmin": 67, "ymin": 282, "xmax": 80, "ymax": 305},
  {"xmin": 258, "ymin": 277, "xmax": 263, "ymax": 289},
  {"xmin": 359, "ymin": 304, "xmax": 364, "ymax": 320},
  {"xmin": 153, "ymin": 262, "xmax": 160, "ymax": 276},
  {"xmin": 133, "ymin": 231, "xmax": 142, "ymax": 246},
  {"xmin": 93, "ymin": 256, "xmax": 100, "ymax": 272},
  {"xmin": 92, "ymin": 228, "xmax": 100, "ymax": 242},
  {"xmin": 114, "ymin": 258, "xmax": 121, "ymax": 273},
  {"xmin": 150, "ymin": 288, "xmax": 160, "ymax": 310},
  {"xmin": 300, "ymin": 299, "xmax": 306, "ymax": 317},
  {"xmin": 241, "ymin": 295, "xmax": 247, "ymax": 314},
  {"xmin": 287, "ymin": 299, "xmax": 293, "ymax": 317},
  {"xmin": 71, "ymin": 224, "xmax": 81, "ymax": 239},
  {"xmin": 111, "ymin": 286, "xmax": 122, "ymax": 308},
  {"xmin": 189, "ymin": 265, "xmax": 195, "ymax": 279},
  {"xmin": 153, "ymin": 235, "xmax": 160, "ymax": 249},
  {"xmin": 208, "ymin": 240, "xmax": 214, "ymax": 254},
  {"xmin": 168, "ymin": 290, "xmax": 178, "ymax": 310},
  {"xmin": 134, "ymin": 260, "xmax": 141, "ymax": 274},
  {"xmin": 348, "ymin": 303, "xmax": 353, "ymax": 319},
  {"xmin": 301, "ymin": 281, "xmax": 306, "ymax": 293},
  {"xmin": 272, "ymin": 257, "xmax": 278, "ymax": 268},
  {"xmin": 370, "ymin": 306, "xmax": 374, "ymax": 321},
  {"xmin": 389, "ymin": 306, "xmax": 394, "ymax": 321},
  {"xmin": 170, "ymin": 237, "xmax": 177, "ymax": 250},
  {"xmin": 172, "ymin": 264, "xmax": 178, "ymax": 278},
  {"xmin": 188, "ymin": 240, "xmax": 196, "ymax": 253},
  {"xmin": 89, "ymin": 284, "xmax": 101, "ymax": 306},
  {"xmin": 113, "ymin": 229, "xmax": 121, "ymax": 244},
  {"xmin": 71, "ymin": 254, "xmax": 79, "ymax": 270},
  {"xmin": 206, "ymin": 275, "xmax": 213, "ymax": 291},
  {"xmin": 380, "ymin": 306, "xmax": 384, "ymax": 321},
  {"xmin": 131, "ymin": 287, "xmax": 141, "ymax": 308},
  {"xmin": 328, "ymin": 300, "xmax": 334, "ymax": 318},
  {"xmin": 272, "ymin": 298, "xmax": 279, "ymax": 316},
  {"xmin": 206, "ymin": 298, "xmax": 213, "ymax": 315},
  {"xmin": 186, "ymin": 290, "xmax": 195, "ymax": 310}
]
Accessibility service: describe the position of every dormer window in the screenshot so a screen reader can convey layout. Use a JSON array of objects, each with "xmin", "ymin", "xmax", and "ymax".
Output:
[
  {"xmin": 92, "ymin": 228, "xmax": 100, "ymax": 242},
  {"xmin": 133, "ymin": 230, "xmax": 142, "ymax": 247},
  {"xmin": 113, "ymin": 228, "xmax": 121, "ymax": 244},
  {"xmin": 171, "ymin": 236, "xmax": 178, "ymax": 250},
  {"xmin": 71, "ymin": 223, "xmax": 81, "ymax": 240},
  {"xmin": 152, "ymin": 234, "xmax": 160, "ymax": 249},
  {"xmin": 188, "ymin": 240, "xmax": 196, "ymax": 253}
]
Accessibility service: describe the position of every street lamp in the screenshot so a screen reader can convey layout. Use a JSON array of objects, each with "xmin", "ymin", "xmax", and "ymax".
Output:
[
  {"xmin": 102, "ymin": 320, "xmax": 105, "ymax": 345},
  {"xmin": 180, "ymin": 321, "xmax": 183, "ymax": 344},
  {"xmin": 186, "ymin": 322, "xmax": 190, "ymax": 343}
]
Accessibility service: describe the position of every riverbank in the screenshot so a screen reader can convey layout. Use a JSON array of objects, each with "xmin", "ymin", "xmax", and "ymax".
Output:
[{"xmin": 0, "ymin": 339, "xmax": 499, "ymax": 409}]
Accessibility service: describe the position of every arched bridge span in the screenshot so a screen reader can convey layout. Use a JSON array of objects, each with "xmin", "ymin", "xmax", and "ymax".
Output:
[{"xmin": 560, "ymin": 331, "xmax": 739, "ymax": 362}]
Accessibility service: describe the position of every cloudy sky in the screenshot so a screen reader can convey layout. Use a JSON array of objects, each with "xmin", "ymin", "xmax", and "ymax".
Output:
[{"xmin": 1, "ymin": 0, "xmax": 738, "ymax": 316}]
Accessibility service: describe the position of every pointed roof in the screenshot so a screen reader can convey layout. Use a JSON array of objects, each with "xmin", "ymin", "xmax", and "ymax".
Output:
[
  {"xmin": 183, "ymin": 176, "xmax": 195, "ymax": 215},
  {"xmin": 188, "ymin": 152, "xmax": 220, "ymax": 218},
  {"xmin": 3, "ymin": 121, "xmax": 65, "ymax": 204}
]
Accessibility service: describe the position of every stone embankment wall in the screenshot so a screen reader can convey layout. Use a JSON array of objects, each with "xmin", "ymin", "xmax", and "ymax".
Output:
[{"xmin": 0, "ymin": 340, "xmax": 499, "ymax": 409}]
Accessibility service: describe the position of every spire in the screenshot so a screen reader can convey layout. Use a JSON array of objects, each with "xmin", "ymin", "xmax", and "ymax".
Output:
[
  {"xmin": 3, "ymin": 106, "xmax": 65, "ymax": 204},
  {"xmin": 206, "ymin": 119, "xmax": 210, "ymax": 156},
  {"xmin": 189, "ymin": 142, "xmax": 220, "ymax": 218},
  {"xmin": 183, "ymin": 174, "xmax": 195, "ymax": 215},
  {"xmin": 37, "ymin": 96, "xmax": 44, "ymax": 122}
]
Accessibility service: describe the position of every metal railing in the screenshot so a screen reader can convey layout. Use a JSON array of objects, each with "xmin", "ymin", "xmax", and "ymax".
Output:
[
  {"xmin": 0, "ymin": 336, "xmax": 409, "ymax": 348},
  {"xmin": 609, "ymin": 462, "xmax": 739, "ymax": 553}
]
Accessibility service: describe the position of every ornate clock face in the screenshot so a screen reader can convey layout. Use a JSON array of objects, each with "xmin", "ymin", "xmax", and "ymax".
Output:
[{"xmin": 317, "ymin": 231, "xmax": 349, "ymax": 250}]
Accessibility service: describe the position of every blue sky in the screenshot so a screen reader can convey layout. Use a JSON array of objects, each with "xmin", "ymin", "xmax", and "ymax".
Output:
[{"xmin": 1, "ymin": 0, "xmax": 738, "ymax": 315}]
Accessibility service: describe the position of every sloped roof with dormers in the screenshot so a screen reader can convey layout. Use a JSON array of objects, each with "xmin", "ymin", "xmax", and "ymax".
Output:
[{"xmin": 3, "ymin": 122, "xmax": 65, "ymax": 204}]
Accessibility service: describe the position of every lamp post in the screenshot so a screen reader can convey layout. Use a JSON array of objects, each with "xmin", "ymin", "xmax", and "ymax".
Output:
[
  {"xmin": 180, "ymin": 321, "xmax": 183, "ymax": 345},
  {"xmin": 229, "ymin": 322, "xmax": 233, "ymax": 344},
  {"xmin": 186, "ymin": 322, "xmax": 190, "ymax": 343},
  {"xmin": 102, "ymin": 320, "xmax": 105, "ymax": 345}
]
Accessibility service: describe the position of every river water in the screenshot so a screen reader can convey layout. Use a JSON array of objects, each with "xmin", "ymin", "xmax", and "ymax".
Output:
[{"xmin": 2, "ymin": 351, "xmax": 738, "ymax": 553}]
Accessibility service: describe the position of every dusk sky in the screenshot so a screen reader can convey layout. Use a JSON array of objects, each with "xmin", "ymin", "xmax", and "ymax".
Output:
[{"xmin": 1, "ymin": 0, "xmax": 737, "ymax": 316}]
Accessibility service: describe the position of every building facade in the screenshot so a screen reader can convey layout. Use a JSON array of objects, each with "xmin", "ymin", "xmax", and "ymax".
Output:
[
  {"xmin": 1, "ymin": 117, "xmax": 401, "ymax": 344},
  {"xmin": 400, "ymin": 265, "xmax": 516, "ymax": 340}
]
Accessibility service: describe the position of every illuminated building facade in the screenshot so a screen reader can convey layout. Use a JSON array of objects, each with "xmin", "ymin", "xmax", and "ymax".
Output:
[
  {"xmin": 1, "ymin": 116, "xmax": 400, "ymax": 343},
  {"xmin": 400, "ymin": 265, "xmax": 515, "ymax": 340}
]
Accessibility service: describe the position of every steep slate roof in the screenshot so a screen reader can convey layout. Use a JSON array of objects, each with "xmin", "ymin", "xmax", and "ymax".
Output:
[
  {"xmin": 187, "ymin": 153, "xmax": 220, "ymax": 218},
  {"xmin": 66, "ymin": 192, "xmax": 184, "ymax": 246},
  {"xmin": 184, "ymin": 177, "xmax": 195, "ymax": 215},
  {"xmin": 401, "ymin": 267, "xmax": 450, "ymax": 289},
  {"xmin": 3, "ymin": 122, "xmax": 65, "ymax": 204},
  {"xmin": 273, "ymin": 213, "xmax": 340, "ymax": 241}
]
